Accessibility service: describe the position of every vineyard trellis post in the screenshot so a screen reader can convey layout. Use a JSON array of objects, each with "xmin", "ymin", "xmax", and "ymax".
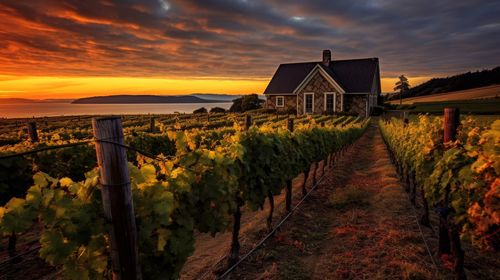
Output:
[
  {"xmin": 92, "ymin": 117, "xmax": 142, "ymax": 280},
  {"xmin": 229, "ymin": 115, "xmax": 252, "ymax": 265},
  {"xmin": 27, "ymin": 121, "xmax": 38, "ymax": 142},
  {"xmin": 285, "ymin": 118, "xmax": 294, "ymax": 212},
  {"xmin": 443, "ymin": 108, "xmax": 460, "ymax": 143},
  {"xmin": 245, "ymin": 114, "xmax": 252, "ymax": 130},
  {"xmin": 320, "ymin": 121, "xmax": 326, "ymax": 176},
  {"xmin": 287, "ymin": 118, "xmax": 294, "ymax": 132},
  {"xmin": 149, "ymin": 117, "xmax": 155, "ymax": 132},
  {"xmin": 442, "ymin": 107, "xmax": 466, "ymax": 280}
]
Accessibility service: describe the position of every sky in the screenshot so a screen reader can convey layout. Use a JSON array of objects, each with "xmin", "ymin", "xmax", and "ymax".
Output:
[{"xmin": 0, "ymin": 0, "xmax": 499, "ymax": 99}]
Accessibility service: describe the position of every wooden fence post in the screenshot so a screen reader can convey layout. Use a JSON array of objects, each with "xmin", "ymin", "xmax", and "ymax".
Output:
[
  {"xmin": 444, "ymin": 108, "xmax": 460, "ymax": 143},
  {"xmin": 229, "ymin": 115, "xmax": 252, "ymax": 265},
  {"xmin": 27, "ymin": 121, "xmax": 38, "ymax": 142},
  {"xmin": 287, "ymin": 118, "xmax": 294, "ymax": 132},
  {"xmin": 245, "ymin": 114, "xmax": 252, "ymax": 130},
  {"xmin": 285, "ymin": 118, "xmax": 294, "ymax": 211},
  {"xmin": 442, "ymin": 108, "xmax": 466, "ymax": 280},
  {"xmin": 439, "ymin": 108, "xmax": 459, "ymax": 256},
  {"xmin": 92, "ymin": 117, "xmax": 141, "ymax": 280},
  {"xmin": 149, "ymin": 117, "xmax": 155, "ymax": 132}
]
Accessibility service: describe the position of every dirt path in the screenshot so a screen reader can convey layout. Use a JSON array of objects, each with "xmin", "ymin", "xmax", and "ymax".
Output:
[
  {"xmin": 228, "ymin": 125, "xmax": 439, "ymax": 280},
  {"xmin": 181, "ymin": 160, "xmax": 327, "ymax": 279}
]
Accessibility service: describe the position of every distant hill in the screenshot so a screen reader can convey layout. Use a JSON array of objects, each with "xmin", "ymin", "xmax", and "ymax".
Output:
[
  {"xmin": 0, "ymin": 98, "xmax": 38, "ymax": 103},
  {"xmin": 192, "ymin": 93, "xmax": 242, "ymax": 101},
  {"xmin": 72, "ymin": 95, "xmax": 223, "ymax": 104},
  {"xmin": 386, "ymin": 66, "xmax": 500, "ymax": 101},
  {"xmin": 0, "ymin": 98, "xmax": 73, "ymax": 103},
  {"xmin": 389, "ymin": 85, "xmax": 500, "ymax": 104}
]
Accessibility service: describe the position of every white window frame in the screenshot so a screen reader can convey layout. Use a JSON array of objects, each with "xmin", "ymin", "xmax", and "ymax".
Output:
[
  {"xmin": 323, "ymin": 92, "xmax": 336, "ymax": 113},
  {"xmin": 304, "ymin": 92, "xmax": 314, "ymax": 114},
  {"xmin": 276, "ymin": 96, "xmax": 285, "ymax": 108}
]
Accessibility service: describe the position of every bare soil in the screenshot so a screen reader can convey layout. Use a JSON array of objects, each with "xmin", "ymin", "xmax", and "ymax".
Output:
[{"xmin": 223, "ymin": 126, "xmax": 445, "ymax": 280}]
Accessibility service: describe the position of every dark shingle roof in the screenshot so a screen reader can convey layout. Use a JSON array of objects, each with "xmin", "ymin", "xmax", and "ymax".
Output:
[{"xmin": 264, "ymin": 58, "xmax": 380, "ymax": 94}]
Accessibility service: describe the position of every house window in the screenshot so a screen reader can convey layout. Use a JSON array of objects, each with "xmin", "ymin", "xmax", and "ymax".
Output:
[
  {"xmin": 304, "ymin": 93, "xmax": 314, "ymax": 114},
  {"xmin": 276, "ymin": 96, "xmax": 285, "ymax": 107},
  {"xmin": 324, "ymin": 92, "xmax": 335, "ymax": 113}
]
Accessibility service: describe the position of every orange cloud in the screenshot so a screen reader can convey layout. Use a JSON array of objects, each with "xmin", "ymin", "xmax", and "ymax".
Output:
[{"xmin": 1, "ymin": 0, "xmax": 493, "ymax": 100}]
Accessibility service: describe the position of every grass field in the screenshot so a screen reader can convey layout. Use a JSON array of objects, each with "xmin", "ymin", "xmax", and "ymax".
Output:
[
  {"xmin": 411, "ymin": 98, "xmax": 500, "ymax": 114},
  {"xmin": 389, "ymin": 84, "xmax": 500, "ymax": 105}
]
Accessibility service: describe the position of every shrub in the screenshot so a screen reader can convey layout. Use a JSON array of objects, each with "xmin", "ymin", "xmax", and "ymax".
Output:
[
  {"xmin": 193, "ymin": 107, "xmax": 208, "ymax": 114},
  {"xmin": 209, "ymin": 107, "xmax": 226, "ymax": 113},
  {"xmin": 229, "ymin": 94, "xmax": 264, "ymax": 112}
]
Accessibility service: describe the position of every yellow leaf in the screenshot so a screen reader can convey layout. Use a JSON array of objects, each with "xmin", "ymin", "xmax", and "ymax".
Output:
[
  {"xmin": 33, "ymin": 173, "xmax": 49, "ymax": 188},
  {"xmin": 140, "ymin": 164, "xmax": 157, "ymax": 182},
  {"xmin": 208, "ymin": 151, "xmax": 216, "ymax": 159},
  {"xmin": 157, "ymin": 228, "xmax": 171, "ymax": 251},
  {"xmin": 59, "ymin": 177, "xmax": 73, "ymax": 188}
]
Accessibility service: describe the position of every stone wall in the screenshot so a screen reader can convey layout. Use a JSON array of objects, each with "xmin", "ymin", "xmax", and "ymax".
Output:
[
  {"xmin": 266, "ymin": 95, "xmax": 297, "ymax": 112},
  {"xmin": 343, "ymin": 95, "xmax": 367, "ymax": 116},
  {"xmin": 297, "ymin": 71, "xmax": 341, "ymax": 114}
]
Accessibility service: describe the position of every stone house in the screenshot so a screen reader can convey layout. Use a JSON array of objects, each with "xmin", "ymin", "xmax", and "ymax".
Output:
[{"xmin": 264, "ymin": 50, "xmax": 381, "ymax": 116}]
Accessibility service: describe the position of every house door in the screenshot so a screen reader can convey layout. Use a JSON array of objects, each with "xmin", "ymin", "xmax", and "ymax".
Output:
[
  {"xmin": 325, "ymin": 93, "xmax": 335, "ymax": 113},
  {"xmin": 304, "ymin": 93, "xmax": 314, "ymax": 114}
]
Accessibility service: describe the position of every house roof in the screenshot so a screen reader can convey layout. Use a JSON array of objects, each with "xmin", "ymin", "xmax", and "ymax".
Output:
[{"xmin": 264, "ymin": 58, "xmax": 380, "ymax": 94}]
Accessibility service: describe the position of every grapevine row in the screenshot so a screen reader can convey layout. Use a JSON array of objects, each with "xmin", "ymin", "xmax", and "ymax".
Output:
[
  {"xmin": 379, "ymin": 113, "xmax": 499, "ymax": 279},
  {"xmin": 0, "ymin": 115, "xmax": 369, "ymax": 279}
]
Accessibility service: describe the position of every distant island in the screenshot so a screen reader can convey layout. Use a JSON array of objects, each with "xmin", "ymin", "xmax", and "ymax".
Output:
[
  {"xmin": 72, "ymin": 94, "xmax": 236, "ymax": 104},
  {"xmin": 0, "ymin": 98, "xmax": 74, "ymax": 104},
  {"xmin": 0, "ymin": 94, "xmax": 249, "ymax": 104}
]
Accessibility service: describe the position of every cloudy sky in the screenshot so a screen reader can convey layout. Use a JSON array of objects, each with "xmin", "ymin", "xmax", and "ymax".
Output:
[{"xmin": 0, "ymin": 0, "xmax": 499, "ymax": 98}]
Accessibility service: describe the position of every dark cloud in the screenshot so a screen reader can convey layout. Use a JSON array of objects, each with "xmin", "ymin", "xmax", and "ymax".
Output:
[{"xmin": 0, "ymin": 0, "xmax": 499, "ymax": 79}]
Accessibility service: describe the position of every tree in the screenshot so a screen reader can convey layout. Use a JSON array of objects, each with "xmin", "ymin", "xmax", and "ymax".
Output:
[
  {"xmin": 229, "ymin": 94, "xmax": 264, "ymax": 112},
  {"xmin": 394, "ymin": 75, "xmax": 411, "ymax": 105},
  {"xmin": 193, "ymin": 107, "xmax": 208, "ymax": 114},
  {"xmin": 209, "ymin": 107, "xmax": 226, "ymax": 113}
]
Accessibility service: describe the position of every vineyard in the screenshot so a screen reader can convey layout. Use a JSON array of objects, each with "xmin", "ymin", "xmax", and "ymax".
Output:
[
  {"xmin": 0, "ymin": 112, "xmax": 369, "ymax": 279},
  {"xmin": 380, "ymin": 112, "xmax": 499, "ymax": 279}
]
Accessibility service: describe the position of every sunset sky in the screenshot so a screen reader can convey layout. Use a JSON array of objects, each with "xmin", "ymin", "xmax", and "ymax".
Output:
[{"xmin": 0, "ymin": 0, "xmax": 499, "ymax": 99}]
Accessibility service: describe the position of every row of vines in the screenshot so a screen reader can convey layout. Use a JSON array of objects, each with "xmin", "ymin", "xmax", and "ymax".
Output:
[
  {"xmin": 379, "ymin": 114, "xmax": 499, "ymax": 279},
  {"xmin": 0, "ymin": 114, "xmax": 368, "ymax": 279}
]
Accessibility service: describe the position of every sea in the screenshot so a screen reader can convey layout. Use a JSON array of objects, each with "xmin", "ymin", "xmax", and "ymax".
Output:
[{"xmin": 0, "ymin": 102, "xmax": 232, "ymax": 118}]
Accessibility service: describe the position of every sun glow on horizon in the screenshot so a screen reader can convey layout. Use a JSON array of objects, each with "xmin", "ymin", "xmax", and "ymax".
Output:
[
  {"xmin": 0, "ymin": 75, "xmax": 430, "ymax": 99},
  {"xmin": 0, "ymin": 76, "xmax": 269, "ymax": 99}
]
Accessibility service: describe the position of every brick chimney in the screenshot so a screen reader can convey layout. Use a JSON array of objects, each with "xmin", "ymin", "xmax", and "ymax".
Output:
[{"xmin": 322, "ymin": 49, "xmax": 331, "ymax": 66}]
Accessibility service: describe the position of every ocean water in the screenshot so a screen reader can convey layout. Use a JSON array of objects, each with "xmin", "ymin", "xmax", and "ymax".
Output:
[{"xmin": 0, "ymin": 102, "xmax": 232, "ymax": 118}]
